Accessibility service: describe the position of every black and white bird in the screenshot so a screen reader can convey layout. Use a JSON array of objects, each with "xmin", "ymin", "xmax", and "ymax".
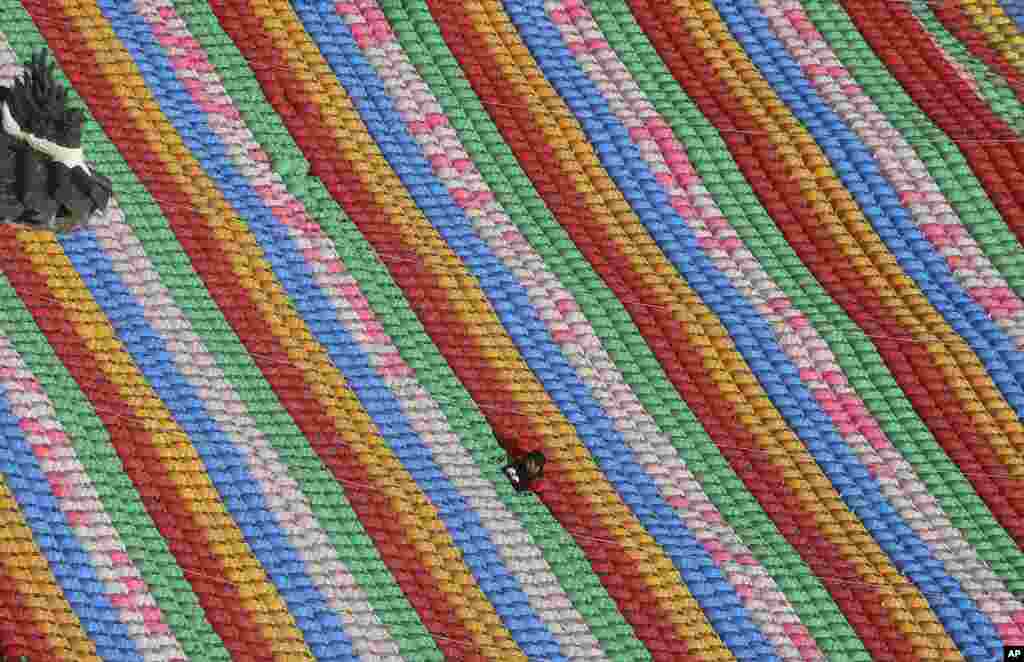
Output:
[{"xmin": 0, "ymin": 49, "xmax": 112, "ymax": 233}]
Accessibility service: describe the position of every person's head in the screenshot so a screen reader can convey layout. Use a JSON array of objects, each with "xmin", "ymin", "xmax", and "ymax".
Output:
[{"xmin": 522, "ymin": 452, "xmax": 545, "ymax": 479}]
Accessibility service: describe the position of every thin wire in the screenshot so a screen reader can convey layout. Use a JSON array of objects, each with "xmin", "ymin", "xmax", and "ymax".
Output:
[
  {"xmin": 24, "ymin": 10, "xmax": 1024, "ymax": 144},
  {"xmin": 8, "ymin": 349, "xmax": 1023, "ymax": 610},
  {"xmin": 19, "ymin": 18, "xmax": 1024, "ymax": 346},
  {"xmin": 3, "ymin": 402, "xmax": 1021, "ymax": 616},
  {"xmin": 82, "ymin": 200, "xmax": 992, "ymax": 346},
  {"xmin": 31, "ymin": 36, "xmax": 1006, "ymax": 352},
  {"xmin": 100, "ymin": 188, "xmax": 1020, "ymax": 352},
  {"xmin": 475, "ymin": 97, "xmax": 1024, "ymax": 144},
  {"xmin": 112, "ymin": 73, "xmax": 1024, "ymax": 145},
  {"xmin": 243, "ymin": 46, "xmax": 1024, "ymax": 144},
  {"xmin": 22, "ymin": 184, "xmax": 1024, "ymax": 500},
  {"xmin": 4, "ymin": 270, "xmax": 1016, "ymax": 459},
  {"xmin": 25, "ymin": 321, "xmax": 1023, "ymax": 615},
  {"xmin": 12, "ymin": 167, "xmax": 1019, "ymax": 610},
  {"xmin": 3, "ymin": 309, "xmax": 1020, "ymax": 489},
  {"xmin": 6, "ymin": 279, "xmax": 1020, "ymax": 644},
  {"xmin": 92, "ymin": 64, "xmax": 1024, "ymax": 137},
  {"xmin": 17, "ymin": 246, "xmax": 1024, "ymax": 458},
  {"xmin": 55, "ymin": 153, "xmax": 1016, "ymax": 377},
  {"xmin": 78, "ymin": 95, "xmax": 1020, "ymax": 351},
  {"xmin": 42, "ymin": 360, "xmax": 1021, "ymax": 490},
  {"xmin": 93, "ymin": 371, "xmax": 1024, "ymax": 483}
]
